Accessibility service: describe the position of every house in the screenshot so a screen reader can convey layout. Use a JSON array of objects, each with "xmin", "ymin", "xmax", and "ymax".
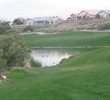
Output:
[
  {"xmin": 97, "ymin": 10, "xmax": 110, "ymax": 19},
  {"xmin": 25, "ymin": 16, "xmax": 62, "ymax": 26},
  {"xmin": 66, "ymin": 13, "xmax": 82, "ymax": 22},
  {"xmin": 71, "ymin": 13, "xmax": 78, "ymax": 22},
  {"xmin": 66, "ymin": 17, "xmax": 71, "ymax": 22},
  {"xmin": 78, "ymin": 10, "xmax": 102, "ymax": 19},
  {"xmin": 67, "ymin": 10, "xmax": 102, "ymax": 22}
]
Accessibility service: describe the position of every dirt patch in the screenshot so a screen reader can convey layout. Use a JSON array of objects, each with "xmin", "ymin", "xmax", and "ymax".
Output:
[{"xmin": 20, "ymin": 32, "xmax": 58, "ymax": 35}]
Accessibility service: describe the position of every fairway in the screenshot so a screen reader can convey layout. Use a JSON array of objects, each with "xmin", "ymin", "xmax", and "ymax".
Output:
[
  {"xmin": 0, "ymin": 31, "xmax": 110, "ymax": 100},
  {"xmin": 23, "ymin": 31, "xmax": 110, "ymax": 47},
  {"xmin": 0, "ymin": 48, "xmax": 110, "ymax": 100}
]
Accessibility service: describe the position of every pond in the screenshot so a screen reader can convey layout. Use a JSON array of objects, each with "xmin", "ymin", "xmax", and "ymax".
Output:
[{"xmin": 30, "ymin": 50, "xmax": 81, "ymax": 67}]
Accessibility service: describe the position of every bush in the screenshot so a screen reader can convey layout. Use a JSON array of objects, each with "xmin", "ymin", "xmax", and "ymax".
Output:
[
  {"xmin": 98, "ymin": 23, "xmax": 110, "ymax": 30},
  {"xmin": 30, "ymin": 58, "xmax": 41, "ymax": 67},
  {"xmin": 87, "ymin": 24, "xmax": 96, "ymax": 30},
  {"xmin": 0, "ymin": 58, "xmax": 7, "ymax": 73},
  {"xmin": 76, "ymin": 26, "xmax": 86, "ymax": 30},
  {"xmin": 23, "ymin": 26, "xmax": 34, "ymax": 32},
  {"xmin": 0, "ymin": 33, "xmax": 30, "ymax": 70}
]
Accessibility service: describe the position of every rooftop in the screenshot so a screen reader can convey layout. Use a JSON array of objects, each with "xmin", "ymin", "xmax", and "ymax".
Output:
[
  {"xmin": 103, "ymin": 10, "xmax": 110, "ymax": 14},
  {"xmin": 28, "ymin": 16, "xmax": 61, "ymax": 21},
  {"xmin": 83, "ymin": 10, "xmax": 102, "ymax": 15}
]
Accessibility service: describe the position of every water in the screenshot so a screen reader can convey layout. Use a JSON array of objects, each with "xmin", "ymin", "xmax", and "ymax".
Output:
[{"xmin": 30, "ymin": 50, "xmax": 81, "ymax": 67}]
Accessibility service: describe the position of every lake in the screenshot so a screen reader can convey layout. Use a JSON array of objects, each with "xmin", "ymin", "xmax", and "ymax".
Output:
[{"xmin": 30, "ymin": 50, "xmax": 81, "ymax": 67}]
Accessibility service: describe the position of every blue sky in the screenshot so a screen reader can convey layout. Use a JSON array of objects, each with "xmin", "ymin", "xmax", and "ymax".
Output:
[{"xmin": 0, "ymin": 0, "xmax": 110, "ymax": 21}]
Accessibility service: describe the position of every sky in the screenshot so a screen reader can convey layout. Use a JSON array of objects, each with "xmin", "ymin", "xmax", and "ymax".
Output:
[{"xmin": 0, "ymin": 0, "xmax": 110, "ymax": 21}]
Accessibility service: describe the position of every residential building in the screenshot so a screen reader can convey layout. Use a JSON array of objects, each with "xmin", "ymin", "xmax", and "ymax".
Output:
[
  {"xmin": 67, "ymin": 10, "xmax": 108, "ymax": 22},
  {"xmin": 25, "ymin": 16, "xmax": 62, "ymax": 26},
  {"xmin": 78, "ymin": 10, "xmax": 102, "ymax": 19},
  {"xmin": 97, "ymin": 10, "xmax": 110, "ymax": 19},
  {"xmin": 67, "ymin": 13, "xmax": 82, "ymax": 22}
]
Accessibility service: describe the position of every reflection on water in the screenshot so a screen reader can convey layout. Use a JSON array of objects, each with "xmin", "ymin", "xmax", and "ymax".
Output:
[{"xmin": 30, "ymin": 50, "xmax": 80, "ymax": 67}]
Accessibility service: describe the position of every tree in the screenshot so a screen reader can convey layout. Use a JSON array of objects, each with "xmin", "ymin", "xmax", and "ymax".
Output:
[
  {"xmin": 0, "ymin": 34, "xmax": 30, "ymax": 69},
  {"xmin": 13, "ymin": 18, "xmax": 25, "ymax": 25},
  {"xmin": 0, "ymin": 21, "xmax": 12, "ymax": 34}
]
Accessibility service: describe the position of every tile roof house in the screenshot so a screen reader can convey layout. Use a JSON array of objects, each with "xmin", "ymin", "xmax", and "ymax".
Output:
[
  {"xmin": 25, "ymin": 16, "xmax": 62, "ymax": 26},
  {"xmin": 67, "ymin": 10, "xmax": 110, "ymax": 22},
  {"xmin": 78, "ymin": 10, "xmax": 102, "ymax": 19}
]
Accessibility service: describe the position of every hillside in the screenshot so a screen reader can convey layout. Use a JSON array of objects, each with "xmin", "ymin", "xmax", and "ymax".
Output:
[{"xmin": 30, "ymin": 19, "xmax": 110, "ymax": 33}]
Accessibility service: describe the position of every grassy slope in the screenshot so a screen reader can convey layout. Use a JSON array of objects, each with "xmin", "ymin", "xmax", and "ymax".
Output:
[
  {"xmin": 0, "ymin": 48, "xmax": 110, "ymax": 100},
  {"xmin": 23, "ymin": 31, "xmax": 110, "ymax": 47}
]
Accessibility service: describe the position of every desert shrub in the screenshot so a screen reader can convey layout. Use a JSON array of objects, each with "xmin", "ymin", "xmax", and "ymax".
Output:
[
  {"xmin": 76, "ymin": 26, "xmax": 86, "ymax": 30},
  {"xmin": 98, "ymin": 23, "xmax": 110, "ymax": 30},
  {"xmin": 79, "ymin": 21, "xmax": 89, "ymax": 25},
  {"xmin": 87, "ymin": 24, "xmax": 96, "ymax": 30}
]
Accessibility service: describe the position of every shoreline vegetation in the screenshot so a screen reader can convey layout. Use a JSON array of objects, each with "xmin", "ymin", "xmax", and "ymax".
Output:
[{"xmin": 0, "ymin": 20, "xmax": 30, "ymax": 82}]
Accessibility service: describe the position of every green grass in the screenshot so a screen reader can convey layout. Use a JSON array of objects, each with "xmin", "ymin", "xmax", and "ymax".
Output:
[
  {"xmin": 0, "ymin": 47, "xmax": 110, "ymax": 100},
  {"xmin": 23, "ymin": 31, "xmax": 110, "ymax": 47},
  {"xmin": 5, "ymin": 69, "xmax": 25, "ymax": 79},
  {"xmin": 32, "ymin": 47, "xmax": 100, "ymax": 52}
]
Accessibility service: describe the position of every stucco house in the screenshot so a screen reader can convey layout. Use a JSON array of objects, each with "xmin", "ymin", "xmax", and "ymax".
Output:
[
  {"xmin": 78, "ymin": 10, "xmax": 102, "ymax": 19},
  {"xmin": 66, "ymin": 17, "xmax": 71, "ymax": 22},
  {"xmin": 25, "ymin": 16, "xmax": 62, "ymax": 26},
  {"xmin": 97, "ymin": 10, "xmax": 110, "ymax": 19},
  {"xmin": 66, "ymin": 13, "xmax": 82, "ymax": 22},
  {"xmin": 68, "ymin": 13, "xmax": 79, "ymax": 22},
  {"xmin": 67, "ymin": 10, "xmax": 102, "ymax": 22}
]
